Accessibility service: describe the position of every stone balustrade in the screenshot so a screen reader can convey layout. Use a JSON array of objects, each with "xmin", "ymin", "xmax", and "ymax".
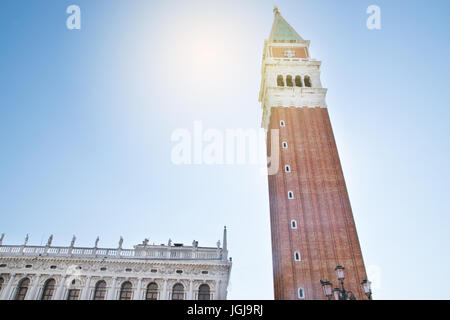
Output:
[{"xmin": 0, "ymin": 244, "xmax": 224, "ymax": 261}]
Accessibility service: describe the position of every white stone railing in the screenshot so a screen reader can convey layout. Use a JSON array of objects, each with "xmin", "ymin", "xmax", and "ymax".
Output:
[{"xmin": 0, "ymin": 244, "xmax": 223, "ymax": 261}]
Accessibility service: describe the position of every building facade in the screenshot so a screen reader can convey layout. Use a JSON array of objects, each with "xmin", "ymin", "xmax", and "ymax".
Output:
[
  {"xmin": 0, "ymin": 228, "xmax": 231, "ymax": 300},
  {"xmin": 260, "ymin": 8, "xmax": 368, "ymax": 300}
]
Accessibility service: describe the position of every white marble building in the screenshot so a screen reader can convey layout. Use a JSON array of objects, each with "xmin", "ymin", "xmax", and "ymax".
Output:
[{"xmin": 0, "ymin": 228, "xmax": 231, "ymax": 300}]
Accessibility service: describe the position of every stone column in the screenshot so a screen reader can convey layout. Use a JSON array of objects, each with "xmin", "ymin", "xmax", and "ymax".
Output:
[
  {"xmin": 134, "ymin": 278, "xmax": 142, "ymax": 300},
  {"xmin": 162, "ymin": 279, "xmax": 168, "ymax": 300},
  {"xmin": 215, "ymin": 280, "xmax": 220, "ymax": 301},
  {"xmin": 188, "ymin": 280, "xmax": 194, "ymax": 300},
  {"xmin": 81, "ymin": 276, "xmax": 92, "ymax": 300},
  {"xmin": 107, "ymin": 277, "xmax": 117, "ymax": 300},
  {"xmin": 26, "ymin": 275, "xmax": 41, "ymax": 300},
  {"xmin": 54, "ymin": 275, "xmax": 67, "ymax": 300},
  {"xmin": 1, "ymin": 273, "xmax": 16, "ymax": 300}
]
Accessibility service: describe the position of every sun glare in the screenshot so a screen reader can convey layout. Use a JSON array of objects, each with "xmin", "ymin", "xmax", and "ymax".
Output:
[{"xmin": 151, "ymin": 7, "xmax": 249, "ymax": 102}]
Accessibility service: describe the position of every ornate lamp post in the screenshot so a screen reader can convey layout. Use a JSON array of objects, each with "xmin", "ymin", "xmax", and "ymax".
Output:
[
  {"xmin": 361, "ymin": 279, "xmax": 373, "ymax": 300},
  {"xmin": 320, "ymin": 265, "xmax": 372, "ymax": 300},
  {"xmin": 320, "ymin": 280, "xmax": 333, "ymax": 300}
]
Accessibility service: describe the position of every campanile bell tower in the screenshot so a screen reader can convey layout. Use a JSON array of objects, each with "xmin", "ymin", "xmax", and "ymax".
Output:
[{"xmin": 259, "ymin": 8, "xmax": 369, "ymax": 300}]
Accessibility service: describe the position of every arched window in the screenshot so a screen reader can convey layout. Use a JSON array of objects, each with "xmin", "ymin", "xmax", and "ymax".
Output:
[
  {"xmin": 304, "ymin": 75, "xmax": 312, "ymax": 87},
  {"xmin": 14, "ymin": 278, "xmax": 30, "ymax": 300},
  {"xmin": 93, "ymin": 280, "xmax": 107, "ymax": 300},
  {"xmin": 277, "ymin": 75, "xmax": 285, "ymax": 87},
  {"xmin": 0, "ymin": 277, "xmax": 4, "ymax": 292},
  {"xmin": 146, "ymin": 282, "xmax": 158, "ymax": 300},
  {"xmin": 295, "ymin": 75, "xmax": 303, "ymax": 87},
  {"xmin": 198, "ymin": 284, "xmax": 211, "ymax": 300},
  {"xmin": 294, "ymin": 251, "xmax": 301, "ymax": 261},
  {"xmin": 119, "ymin": 281, "xmax": 133, "ymax": 300},
  {"xmin": 67, "ymin": 289, "xmax": 80, "ymax": 300},
  {"xmin": 298, "ymin": 287, "xmax": 306, "ymax": 299},
  {"xmin": 172, "ymin": 283, "xmax": 184, "ymax": 300},
  {"xmin": 66, "ymin": 279, "xmax": 80, "ymax": 300},
  {"xmin": 286, "ymin": 75, "xmax": 293, "ymax": 87},
  {"xmin": 41, "ymin": 279, "xmax": 56, "ymax": 300}
]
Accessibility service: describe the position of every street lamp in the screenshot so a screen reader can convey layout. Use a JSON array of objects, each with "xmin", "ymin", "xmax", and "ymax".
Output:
[
  {"xmin": 335, "ymin": 265, "xmax": 345, "ymax": 281},
  {"xmin": 361, "ymin": 279, "xmax": 372, "ymax": 300},
  {"xmin": 333, "ymin": 287, "xmax": 341, "ymax": 300},
  {"xmin": 320, "ymin": 280, "xmax": 333, "ymax": 300},
  {"xmin": 319, "ymin": 265, "xmax": 373, "ymax": 300}
]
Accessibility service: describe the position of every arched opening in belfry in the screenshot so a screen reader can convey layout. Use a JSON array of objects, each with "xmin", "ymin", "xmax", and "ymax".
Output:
[
  {"xmin": 286, "ymin": 75, "xmax": 293, "ymax": 87},
  {"xmin": 277, "ymin": 75, "xmax": 285, "ymax": 87},
  {"xmin": 295, "ymin": 75, "xmax": 303, "ymax": 87},
  {"xmin": 304, "ymin": 75, "xmax": 312, "ymax": 87}
]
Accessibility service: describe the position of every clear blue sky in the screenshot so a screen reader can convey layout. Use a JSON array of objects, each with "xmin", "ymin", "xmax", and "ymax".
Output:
[{"xmin": 1, "ymin": 0, "xmax": 450, "ymax": 300}]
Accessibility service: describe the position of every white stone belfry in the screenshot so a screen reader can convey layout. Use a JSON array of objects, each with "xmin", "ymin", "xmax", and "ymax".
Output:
[{"xmin": 259, "ymin": 8, "xmax": 328, "ymax": 131}]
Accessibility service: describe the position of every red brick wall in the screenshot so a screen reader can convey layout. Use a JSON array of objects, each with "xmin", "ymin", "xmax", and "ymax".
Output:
[
  {"xmin": 267, "ymin": 106, "xmax": 368, "ymax": 300},
  {"xmin": 270, "ymin": 46, "xmax": 309, "ymax": 58}
]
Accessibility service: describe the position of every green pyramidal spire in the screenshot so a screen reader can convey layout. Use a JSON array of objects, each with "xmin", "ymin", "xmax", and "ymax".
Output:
[{"xmin": 270, "ymin": 7, "xmax": 303, "ymax": 42}]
